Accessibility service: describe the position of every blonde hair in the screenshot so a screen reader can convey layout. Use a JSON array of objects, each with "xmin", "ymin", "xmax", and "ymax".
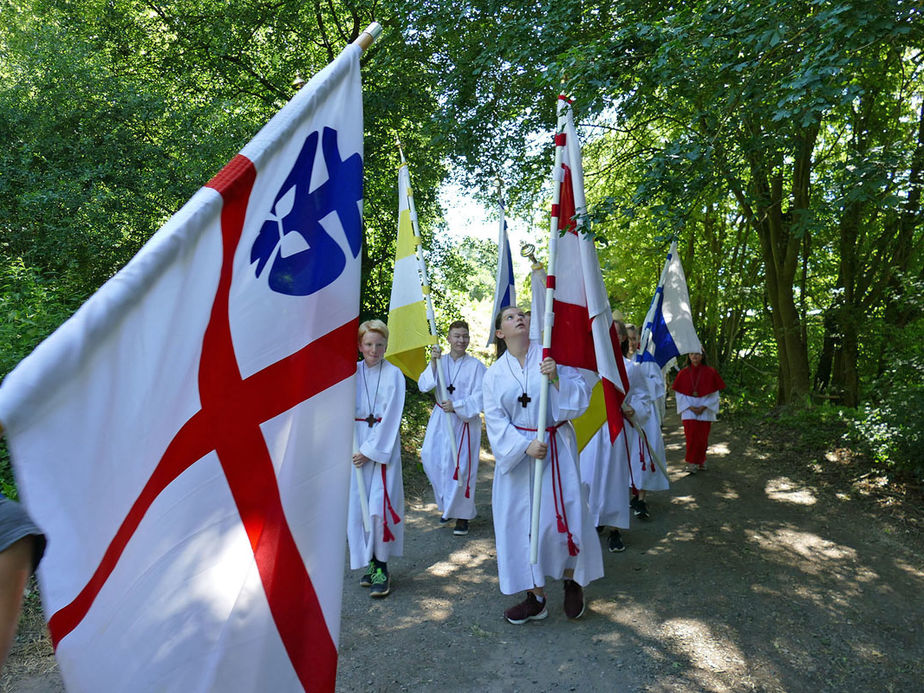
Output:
[{"xmin": 358, "ymin": 319, "xmax": 389, "ymax": 342}]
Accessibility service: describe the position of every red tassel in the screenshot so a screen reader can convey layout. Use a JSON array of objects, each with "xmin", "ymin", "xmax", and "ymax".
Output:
[
  {"xmin": 382, "ymin": 522, "xmax": 395, "ymax": 543},
  {"xmin": 567, "ymin": 534, "xmax": 580, "ymax": 556},
  {"xmin": 452, "ymin": 466, "xmax": 459, "ymax": 481},
  {"xmin": 557, "ymin": 514, "xmax": 567, "ymax": 533},
  {"xmin": 465, "ymin": 486, "xmax": 470, "ymax": 499},
  {"xmin": 389, "ymin": 505, "xmax": 401, "ymax": 525}
]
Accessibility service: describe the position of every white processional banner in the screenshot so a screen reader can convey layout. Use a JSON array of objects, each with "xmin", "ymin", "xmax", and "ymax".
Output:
[
  {"xmin": 0, "ymin": 43, "xmax": 365, "ymax": 692},
  {"xmin": 636, "ymin": 239, "xmax": 702, "ymax": 370}
]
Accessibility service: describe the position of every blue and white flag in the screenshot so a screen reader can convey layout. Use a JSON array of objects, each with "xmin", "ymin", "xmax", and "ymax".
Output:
[
  {"xmin": 487, "ymin": 192, "xmax": 516, "ymax": 345},
  {"xmin": 0, "ymin": 40, "xmax": 364, "ymax": 692},
  {"xmin": 636, "ymin": 240, "xmax": 702, "ymax": 369}
]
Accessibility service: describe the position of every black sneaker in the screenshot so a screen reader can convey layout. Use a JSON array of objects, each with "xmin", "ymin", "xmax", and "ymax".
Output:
[
  {"xmin": 630, "ymin": 496, "xmax": 640, "ymax": 512},
  {"xmin": 504, "ymin": 592, "xmax": 548, "ymax": 624},
  {"xmin": 595, "ymin": 525, "xmax": 605, "ymax": 534},
  {"xmin": 453, "ymin": 519, "xmax": 469, "ymax": 536},
  {"xmin": 635, "ymin": 500, "xmax": 651, "ymax": 521},
  {"xmin": 563, "ymin": 579, "xmax": 585, "ymax": 620},
  {"xmin": 359, "ymin": 561, "xmax": 375, "ymax": 587},
  {"xmin": 607, "ymin": 530, "xmax": 626, "ymax": 553},
  {"xmin": 369, "ymin": 565, "xmax": 390, "ymax": 598},
  {"xmin": 439, "ymin": 515, "xmax": 451, "ymax": 525}
]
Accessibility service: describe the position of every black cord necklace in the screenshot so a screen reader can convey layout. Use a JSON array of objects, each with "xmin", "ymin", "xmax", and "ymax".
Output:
[
  {"xmin": 361, "ymin": 360, "xmax": 384, "ymax": 427},
  {"xmin": 505, "ymin": 352, "xmax": 532, "ymax": 408},
  {"xmin": 446, "ymin": 353, "xmax": 465, "ymax": 394}
]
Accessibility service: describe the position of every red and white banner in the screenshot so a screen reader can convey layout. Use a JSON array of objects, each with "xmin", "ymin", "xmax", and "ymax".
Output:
[
  {"xmin": 0, "ymin": 43, "xmax": 364, "ymax": 692},
  {"xmin": 549, "ymin": 96, "xmax": 628, "ymax": 442}
]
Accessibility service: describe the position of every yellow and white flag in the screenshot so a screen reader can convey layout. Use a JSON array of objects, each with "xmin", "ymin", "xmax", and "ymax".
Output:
[{"xmin": 385, "ymin": 164, "xmax": 435, "ymax": 378}]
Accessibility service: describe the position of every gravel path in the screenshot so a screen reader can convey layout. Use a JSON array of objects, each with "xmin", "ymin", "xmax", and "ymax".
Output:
[
  {"xmin": 335, "ymin": 412, "xmax": 923, "ymax": 692},
  {"xmin": 5, "ymin": 411, "xmax": 922, "ymax": 692}
]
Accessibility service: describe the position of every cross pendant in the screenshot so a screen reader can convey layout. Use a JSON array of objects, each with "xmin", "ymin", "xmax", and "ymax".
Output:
[
  {"xmin": 446, "ymin": 383, "xmax": 455, "ymax": 394},
  {"xmin": 517, "ymin": 392, "xmax": 531, "ymax": 408},
  {"xmin": 364, "ymin": 413, "xmax": 377, "ymax": 427}
]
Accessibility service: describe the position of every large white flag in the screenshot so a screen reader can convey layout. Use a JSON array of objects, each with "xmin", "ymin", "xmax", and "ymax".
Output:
[
  {"xmin": 549, "ymin": 97, "xmax": 628, "ymax": 445},
  {"xmin": 636, "ymin": 240, "xmax": 702, "ymax": 370},
  {"xmin": 0, "ymin": 43, "xmax": 365, "ymax": 692},
  {"xmin": 487, "ymin": 192, "xmax": 516, "ymax": 345}
]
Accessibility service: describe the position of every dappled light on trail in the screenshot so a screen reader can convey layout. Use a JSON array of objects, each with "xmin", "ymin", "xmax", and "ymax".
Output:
[
  {"xmin": 426, "ymin": 548, "xmax": 494, "ymax": 579},
  {"xmin": 764, "ymin": 476, "xmax": 818, "ymax": 505},
  {"xmin": 748, "ymin": 527, "xmax": 858, "ymax": 565},
  {"xmin": 661, "ymin": 618, "xmax": 746, "ymax": 675},
  {"xmin": 335, "ymin": 411, "xmax": 924, "ymax": 692},
  {"xmin": 669, "ymin": 494, "xmax": 699, "ymax": 508}
]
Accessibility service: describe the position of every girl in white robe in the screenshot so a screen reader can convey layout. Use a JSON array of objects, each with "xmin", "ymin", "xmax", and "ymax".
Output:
[
  {"xmin": 483, "ymin": 307, "xmax": 603, "ymax": 624},
  {"xmin": 349, "ymin": 320, "xmax": 405, "ymax": 598},
  {"xmin": 418, "ymin": 321, "xmax": 486, "ymax": 534}
]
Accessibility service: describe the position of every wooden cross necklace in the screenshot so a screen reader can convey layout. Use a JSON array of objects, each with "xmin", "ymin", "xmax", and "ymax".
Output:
[
  {"xmin": 362, "ymin": 359, "xmax": 384, "ymax": 427},
  {"xmin": 505, "ymin": 353, "xmax": 531, "ymax": 408}
]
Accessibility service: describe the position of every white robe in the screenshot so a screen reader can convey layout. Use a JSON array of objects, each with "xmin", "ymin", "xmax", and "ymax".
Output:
[
  {"xmin": 348, "ymin": 359, "xmax": 405, "ymax": 569},
  {"xmin": 483, "ymin": 344, "xmax": 604, "ymax": 595},
  {"xmin": 418, "ymin": 354, "xmax": 486, "ymax": 520},
  {"xmin": 639, "ymin": 359, "xmax": 667, "ymax": 426},
  {"xmin": 625, "ymin": 358, "xmax": 670, "ymax": 492},
  {"xmin": 580, "ymin": 420, "xmax": 631, "ymax": 530},
  {"xmin": 676, "ymin": 390, "xmax": 721, "ymax": 421}
]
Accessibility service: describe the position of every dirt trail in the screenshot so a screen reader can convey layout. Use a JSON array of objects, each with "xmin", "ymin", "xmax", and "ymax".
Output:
[
  {"xmin": 336, "ymin": 411, "xmax": 923, "ymax": 692},
  {"xmin": 5, "ymin": 411, "xmax": 923, "ymax": 692}
]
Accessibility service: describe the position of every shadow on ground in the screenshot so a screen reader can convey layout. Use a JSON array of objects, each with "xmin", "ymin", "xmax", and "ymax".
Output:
[{"xmin": 336, "ymin": 409, "xmax": 923, "ymax": 692}]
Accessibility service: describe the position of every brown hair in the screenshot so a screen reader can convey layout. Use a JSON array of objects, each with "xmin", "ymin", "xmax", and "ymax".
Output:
[
  {"xmin": 613, "ymin": 320, "xmax": 629, "ymax": 357},
  {"xmin": 493, "ymin": 306, "xmax": 517, "ymax": 358}
]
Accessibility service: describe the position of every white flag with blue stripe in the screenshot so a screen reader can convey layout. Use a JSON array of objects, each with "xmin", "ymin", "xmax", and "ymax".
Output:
[
  {"xmin": 487, "ymin": 194, "xmax": 516, "ymax": 345},
  {"xmin": 636, "ymin": 240, "xmax": 702, "ymax": 369}
]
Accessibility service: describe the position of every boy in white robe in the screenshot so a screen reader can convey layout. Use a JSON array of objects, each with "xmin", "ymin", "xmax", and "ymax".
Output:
[
  {"xmin": 580, "ymin": 413, "xmax": 631, "ymax": 553},
  {"xmin": 350, "ymin": 320, "xmax": 405, "ymax": 598},
  {"xmin": 418, "ymin": 321, "xmax": 486, "ymax": 536},
  {"xmin": 483, "ymin": 307, "xmax": 603, "ymax": 624},
  {"xmin": 625, "ymin": 356, "xmax": 669, "ymax": 520}
]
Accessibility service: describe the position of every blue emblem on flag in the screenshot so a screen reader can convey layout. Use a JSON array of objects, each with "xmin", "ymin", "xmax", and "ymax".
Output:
[{"xmin": 251, "ymin": 127, "xmax": 363, "ymax": 295}]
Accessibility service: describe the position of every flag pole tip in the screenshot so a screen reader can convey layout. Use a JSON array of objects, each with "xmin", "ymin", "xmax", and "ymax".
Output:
[{"xmin": 355, "ymin": 22, "xmax": 383, "ymax": 51}]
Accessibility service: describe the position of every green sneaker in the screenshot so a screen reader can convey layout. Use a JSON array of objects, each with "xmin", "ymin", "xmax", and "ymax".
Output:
[
  {"xmin": 369, "ymin": 566, "xmax": 390, "ymax": 598},
  {"xmin": 359, "ymin": 561, "xmax": 375, "ymax": 588}
]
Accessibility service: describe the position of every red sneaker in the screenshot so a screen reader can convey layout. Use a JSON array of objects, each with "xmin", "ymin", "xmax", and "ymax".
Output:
[
  {"xmin": 563, "ymin": 579, "xmax": 585, "ymax": 620},
  {"xmin": 504, "ymin": 592, "xmax": 548, "ymax": 625}
]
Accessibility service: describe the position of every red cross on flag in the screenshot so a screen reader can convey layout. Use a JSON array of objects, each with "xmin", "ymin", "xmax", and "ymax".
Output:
[
  {"xmin": 0, "ymin": 42, "xmax": 365, "ymax": 693},
  {"xmin": 548, "ymin": 96, "xmax": 629, "ymax": 444}
]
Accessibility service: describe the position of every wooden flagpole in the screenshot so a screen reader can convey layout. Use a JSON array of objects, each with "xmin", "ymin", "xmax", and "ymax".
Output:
[
  {"xmin": 348, "ymin": 21, "xmax": 382, "ymax": 534},
  {"xmin": 530, "ymin": 95, "xmax": 569, "ymax": 565},
  {"xmin": 352, "ymin": 22, "xmax": 383, "ymax": 51},
  {"xmin": 396, "ymin": 138, "xmax": 461, "ymax": 488},
  {"xmin": 353, "ymin": 430, "xmax": 372, "ymax": 532}
]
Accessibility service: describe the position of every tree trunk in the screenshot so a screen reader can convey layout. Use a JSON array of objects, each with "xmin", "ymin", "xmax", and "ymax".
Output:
[
  {"xmin": 830, "ymin": 199, "xmax": 861, "ymax": 406},
  {"xmin": 751, "ymin": 162, "xmax": 813, "ymax": 403}
]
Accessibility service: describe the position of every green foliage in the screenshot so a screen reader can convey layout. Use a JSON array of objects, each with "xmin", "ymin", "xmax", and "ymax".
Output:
[
  {"xmin": 854, "ymin": 378, "xmax": 924, "ymax": 480},
  {"xmin": 0, "ymin": 258, "xmax": 78, "ymax": 377},
  {"xmin": 851, "ymin": 305, "xmax": 924, "ymax": 479},
  {"xmin": 770, "ymin": 402, "xmax": 860, "ymax": 453},
  {"xmin": 0, "ymin": 257, "xmax": 80, "ymax": 496},
  {"xmin": 0, "ymin": 0, "xmax": 922, "ymax": 482}
]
